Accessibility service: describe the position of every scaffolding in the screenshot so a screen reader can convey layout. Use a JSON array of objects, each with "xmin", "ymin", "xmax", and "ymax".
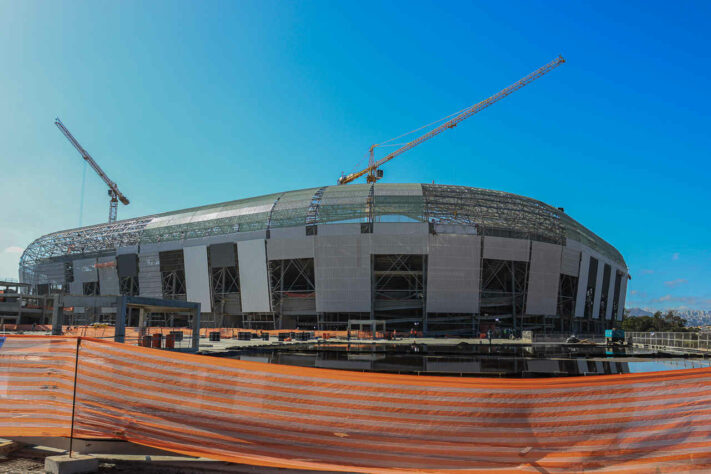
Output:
[
  {"xmin": 372, "ymin": 254, "xmax": 426, "ymax": 331},
  {"xmin": 269, "ymin": 258, "xmax": 316, "ymax": 328},
  {"xmin": 480, "ymin": 259, "xmax": 529, "ymax": 331}
]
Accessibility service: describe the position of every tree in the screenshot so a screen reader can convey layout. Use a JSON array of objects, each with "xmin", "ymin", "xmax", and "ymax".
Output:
[{"xmin": 621, "ymin": 310, "xmax": 693, "ymax": 332}]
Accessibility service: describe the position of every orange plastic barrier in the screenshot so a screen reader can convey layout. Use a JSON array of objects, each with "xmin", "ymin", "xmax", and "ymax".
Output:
[
  {"xmin": 3, "ymin": 335, "xmax": 711, "ymax": 473},
  {"xmin": 56, "ymin": 326, "xmax": 351, "ymax": 341}
]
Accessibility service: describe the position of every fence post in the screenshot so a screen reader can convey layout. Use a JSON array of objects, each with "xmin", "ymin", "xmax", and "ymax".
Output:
[{"xmin": 68, "ymin": 337, "xmax": 81, "ymax": 457}]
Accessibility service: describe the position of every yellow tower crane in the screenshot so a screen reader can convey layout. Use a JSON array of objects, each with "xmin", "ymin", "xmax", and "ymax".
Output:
[
  {"xmin": 55, "ymin": 118, "xmax": 130, "ymax": 223},
  {"xmin": 337, "ymin": 56, "xmax": 565, "ymax": 185}
]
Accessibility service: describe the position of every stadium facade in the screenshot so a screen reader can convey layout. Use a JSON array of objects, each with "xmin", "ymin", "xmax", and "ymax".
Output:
[{"xmin": 20, "ymin": 183, "xmax": 628, "ymax": 335}]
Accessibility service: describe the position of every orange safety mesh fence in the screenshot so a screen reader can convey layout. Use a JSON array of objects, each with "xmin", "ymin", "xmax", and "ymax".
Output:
[{"xmin": 3, "ymin": 335, "xmax": 711, "ymax": 473}]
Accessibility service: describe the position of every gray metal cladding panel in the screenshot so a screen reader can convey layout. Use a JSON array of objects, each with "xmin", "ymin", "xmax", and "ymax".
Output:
[
  {"xmin": 369, "ymin": 234, "xmax": 428, "ymax": 255},
  {"xmin": 267, "ymin": 236, "xmax": 315, "ymax": 260},
  {"xmin": 527, "ymin": 360, "xmax": 561, "ymax": 373},
  {"xmin": 116, "ymin": 246, "xmax": 139, "ymax": 256},
  {"xmin": 426, "ymin": 234, "xmax": 481, "ymax": 313},
  {"xmin": 138, "ymin": 253, "xmax": 162, "ymax": 298},
  {"xmin": 314, "ymin": 235, "xmax": 371, "ymax": 313},
  {"xmin": 433, "ymin": 224, "xmax": 477, "ymax": 235},
  {"xmin": 525, "ymin": 242, "xmax": 562, "ymax": 315},
  {"xmin": 209, "ymin": 242, "xmax": 236, "ymax": 268},
  {"xmin": 426, "ymin": 360, "xmax": 481, "ymax": 373},
  {"xmin": 35, "ymin": 262, "xmax": 65, "ymax": 284},
  {"xmin": 592, "ymin": 258, "xmax": 605, "ymax": 319},
  {"xmin": 483, "ymin": 237, "xmax": 530, "ymax": 262},
  {"xmin": 73, "ymin": 258, "xmax": 98, "ymax": 283},
  {"xmin": 269, "ymin": 226, "xmax": 307, "ymax": 240},
  {"xmin": 237, "ymin": 240, "xmax": 271, "ymax": 313},
  {"xmin": 184, "ymin": 245, "xmax": 212, "ymax": 313},
  {"xmin": 97, "ymin": 256, "xmax": 120, "ymax": 295},
  {"xmin": 574, "ymin": 252, "xmax": 591, "ymax": 317},
  {"xmin": 373, "ymin": 183, "xmax": 423, "ymax": 196},
  {"xmin": 605, "ymin": 266, "xmax": 616, "ymax": 320},
  {"xmin": 561, "ymin": 248, "xmax": 581, "ymax": 277},
  {"xmin": 373, "ymin": 223, "xmax": 428, "ymax": 235},
  {"xmin": 117, "ymin": 254, "xmax": 138, "ymax": 278},
  {"xmin": 317, "ymin": 223, "xmax": 361, "ymax": 236},
  {"xmin": 617, "ymin": 276, "xmax": 628, "ymax": 320},
  {"xmin": 138, "ymin": 241, "xmax": 184, "ymax": 253},
  {"xmin": 69, "ymin": 281, "xmax": 83, "ymax": 295}
]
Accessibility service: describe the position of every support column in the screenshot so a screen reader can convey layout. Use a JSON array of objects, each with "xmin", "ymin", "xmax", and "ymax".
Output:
[
  {"xmin": 191, "ymin": 303, "xmax": 202, "ymax": 351},
  {"xmin": 511, "ymin": 262, "xmax": 517, "ymax": 333},
  {"xmin": 138, "ymin": 307, "xmax": 147, "ymax": 341},
  {"xmin": 115, "ymin": 296, "xmax": 127, "ymax": 343},
  {"xmin": 51, "ymin": 295, "xmax": 63, "ymax": 335},
  {"xmin": 17, "ymin": 293, "xmax": 23, "ymax": 326}
]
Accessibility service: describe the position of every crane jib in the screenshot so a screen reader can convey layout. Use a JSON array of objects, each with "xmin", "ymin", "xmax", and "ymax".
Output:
[
  {"xmin": 55, "ymin": 118, "xmax": 130, "ymax": 222},
  {"xmin": 338, "ymin": 55, "xmax": 565, "ymax": 185}
]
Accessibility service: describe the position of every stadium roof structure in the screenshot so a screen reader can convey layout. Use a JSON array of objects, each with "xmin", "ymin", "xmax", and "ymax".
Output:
[{"xmin": 20, "ymin": 183, "xmax": 625, "ymax": 280}]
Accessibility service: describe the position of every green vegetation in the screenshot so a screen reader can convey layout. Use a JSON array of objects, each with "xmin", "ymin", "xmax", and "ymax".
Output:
[{"xmin": 621, "ymin": 310, "xmax": 695, "ymax": 332}]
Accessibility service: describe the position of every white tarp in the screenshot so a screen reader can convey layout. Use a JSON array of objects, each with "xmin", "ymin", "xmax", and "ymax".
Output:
[{"xmin": 184, "ymin": 245, "xmax": 212, "ymax": 313}]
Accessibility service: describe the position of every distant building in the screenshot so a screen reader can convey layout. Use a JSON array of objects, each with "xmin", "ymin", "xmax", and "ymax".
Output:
[{"xmin": 20, "ymin": 183, "xmax": 628, "ymax": 334}]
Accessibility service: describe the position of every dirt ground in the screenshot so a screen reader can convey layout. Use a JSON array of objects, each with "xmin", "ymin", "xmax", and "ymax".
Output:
[{"xmin": 0, "ymin": 445, "xmax": 328, "ymax": 473}]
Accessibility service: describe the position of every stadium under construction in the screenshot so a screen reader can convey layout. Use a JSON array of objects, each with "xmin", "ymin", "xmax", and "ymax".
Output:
[
  {"xmin": 10, "ymin": 57, "xmax": 631, "ymax": 337},
  {"xmin": 19, "ymin": 182, "xmax": 628, "ymax": 336}
]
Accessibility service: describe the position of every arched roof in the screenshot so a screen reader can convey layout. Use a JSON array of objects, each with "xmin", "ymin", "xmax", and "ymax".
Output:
[{"xmin": 20, "ymin": 183, "xmax": 626, "ymax": 277}]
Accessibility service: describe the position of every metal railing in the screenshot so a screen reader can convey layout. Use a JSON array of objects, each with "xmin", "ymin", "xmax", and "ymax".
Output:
[
  {"xmin": 627, "ymin": 332, "xmax": 711, "ymax": 351},
  {"xmin": 522, "ymin": 331, "xmax": 606, "ymax": 343}
]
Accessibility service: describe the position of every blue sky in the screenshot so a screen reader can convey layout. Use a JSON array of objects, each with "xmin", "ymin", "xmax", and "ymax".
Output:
[{"xmin": 1, "ymin": 1, "xmax": 709, "ymax": 310}]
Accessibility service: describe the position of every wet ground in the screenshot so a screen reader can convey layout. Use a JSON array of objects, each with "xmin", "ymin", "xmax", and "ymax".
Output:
[{"xmin": 216, "ymin": 342, "xmax": 711, "ymax": 377}]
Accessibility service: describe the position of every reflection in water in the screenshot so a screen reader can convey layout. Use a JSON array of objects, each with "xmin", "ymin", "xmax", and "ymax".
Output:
[{"xmin": 222, "ymin": 343, "xmax": 711, "ymax": 378}]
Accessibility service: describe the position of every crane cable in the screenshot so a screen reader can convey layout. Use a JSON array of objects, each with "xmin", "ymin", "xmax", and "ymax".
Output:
[
  {"xmin": 349, "ymin": 99, "xmax": 490, "ymax": 175},
  {"xmin": 367, "ymin": 104, "xmax": 474, "ymax": 160}
]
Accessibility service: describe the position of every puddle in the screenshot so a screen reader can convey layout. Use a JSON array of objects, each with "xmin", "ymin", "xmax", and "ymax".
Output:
[{"xmin": 217, "ymin": 342, "xmax": 711, "ymax": 377}]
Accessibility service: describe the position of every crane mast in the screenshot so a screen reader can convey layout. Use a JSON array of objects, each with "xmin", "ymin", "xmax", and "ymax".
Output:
[
  {"xmin": 337, "ymin": 55, "xmax": 565, "ymax": 185},
  {"xmin": 55, "ymin": 118, "xmax": 130, "ymax": 223}
]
